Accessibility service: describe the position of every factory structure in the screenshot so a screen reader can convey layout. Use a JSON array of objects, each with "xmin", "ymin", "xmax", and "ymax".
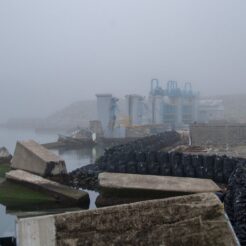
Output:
[{"xmin": 94, "ymin": 79, "xmax": 225, "ymax": 138}]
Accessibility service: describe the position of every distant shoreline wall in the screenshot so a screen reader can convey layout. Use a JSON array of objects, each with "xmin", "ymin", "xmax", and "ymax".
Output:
[{"xmin": 190, "ymin": 123, "xmax": 246, "ymax": 146}]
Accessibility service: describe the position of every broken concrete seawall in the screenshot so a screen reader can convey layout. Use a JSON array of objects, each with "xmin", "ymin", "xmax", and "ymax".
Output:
[
  {"xmin": 17, "ymin": 193, "xmax": 239, "ymax": 246},
  {"xmin": 68, "ymin": 140, "xmax": 246, "ymax": 244}
]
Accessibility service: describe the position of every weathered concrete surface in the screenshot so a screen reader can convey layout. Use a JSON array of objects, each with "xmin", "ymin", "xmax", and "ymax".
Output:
[
  {"xmin": 17, "ymin": 193, "xmax": 239, "ymax": 246},
  {"xmin": 6, "ymin": 170, "xmax": 89, "ymax": 207},
  {"xmin": 11, "ymin": 140, "xmax": 67, "ymax": 176},
  {"xmin": 190, "ymin": 123, "xmax": 246, "ymax": 146},
  {"xmin": 17, "ymin": 215, "xmax": 56, "ymax": 246},
  {"xmin": 0, "ymin": 147, "xmax": 12, "ymax": 164},
  {"xmin": 98, "ymin": 172, "xmax": 221, "ymax": 198}
]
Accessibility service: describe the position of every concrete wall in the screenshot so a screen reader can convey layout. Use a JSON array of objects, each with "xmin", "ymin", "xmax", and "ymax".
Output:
[
  {"xmin": 17, "ymin": 193, "xmax": 238, "ymax": 246},
  {"xmin": 190, "ymin": 123, "xmax": 246, "ymax": 146}
]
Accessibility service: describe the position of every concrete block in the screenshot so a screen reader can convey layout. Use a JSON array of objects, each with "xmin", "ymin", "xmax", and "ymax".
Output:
[
  {"xmin": 6, "ymin": 170, "xmax": 89, "ymax": 207},
  {"xmin": 98, "ymin": 172, "xmax": 221, "ymax": 199},
  {"xmin": 17, "ymin": 193, "xmax": 239, "ymax": 246},
  {"xmin": 11, "ymin": 140, "xmax": 67, "ymax": 176}
]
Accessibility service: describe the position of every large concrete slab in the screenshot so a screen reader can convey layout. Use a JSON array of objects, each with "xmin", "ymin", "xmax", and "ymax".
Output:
[
  {"xmin": 98, "ymin": 172, "xmax": 221, "ymax": 198},
  {"xmin": 17, "ymin": 193, "xmax": 239, "ymax": 246},
  {"xmin": 6, "ymin": 170, "xmax": 89, "ymax": 207},
  {"xmin": 11, "ymin": 140, "xmax": 67, "ymax": 176}
]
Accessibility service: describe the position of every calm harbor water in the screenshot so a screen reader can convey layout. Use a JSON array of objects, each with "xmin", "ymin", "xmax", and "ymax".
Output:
[{"xmin": 0, "ymin": 127, "xmax": 104, "ymax": 238}]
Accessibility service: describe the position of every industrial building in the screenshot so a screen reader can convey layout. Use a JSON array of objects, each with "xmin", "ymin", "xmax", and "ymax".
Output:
[
  {"xmin": 148, "ymin": 79, "xmax": 199, "ymax": 127},
  {"xmin": 198, "ymin": 99, "xmax": 225, "ymax": 123},
  {"xmin": 95, "ymin": 80, "xmax": 225, "ymax": 138}
]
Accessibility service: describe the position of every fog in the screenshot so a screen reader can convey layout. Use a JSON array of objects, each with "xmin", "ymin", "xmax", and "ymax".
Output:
[{"xmin": 0, "ymin": 0, "xmax": 245, "ymax": 121}]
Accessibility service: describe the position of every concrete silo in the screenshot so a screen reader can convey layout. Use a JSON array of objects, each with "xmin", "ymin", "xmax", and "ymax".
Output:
[{"xmin": 96, "ymin": 94, "xmax": 118, "ymax": 138}]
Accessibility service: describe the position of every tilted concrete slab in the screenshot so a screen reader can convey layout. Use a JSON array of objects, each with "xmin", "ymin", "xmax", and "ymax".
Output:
[
  {"xmin": 11, "ymin": 140, "xmax": 67, "ymax": 176},
  {"xmin": 17, "ymin": 193, "xmax": 239, "ymax": 246},
  {"xmin": 98, "ymin": 172, "xmax": 221, "ymax": 198},
  {"xmin": 6, "ymin": 170, "xmax": 89, "ymax": 207}
]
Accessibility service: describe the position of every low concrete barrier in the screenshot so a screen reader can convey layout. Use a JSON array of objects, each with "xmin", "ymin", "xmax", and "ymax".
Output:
[
  {"xmin": 97, "ymin": 172, "xmax": 221, "ymax": 206},
  {"xmin": 6, "ymin": 170, "xmax": 89, "ymax": 207},
  {"xmin": 17, "ymin": 193, "xmax": 239, "ymax": 246},
  {"xmin": 11, "ymin": 140, "xmax": 67, "ymax": 177},
  {"xmin": 99, "ymin": 172, "xmax": 220, "ymax": 194}
]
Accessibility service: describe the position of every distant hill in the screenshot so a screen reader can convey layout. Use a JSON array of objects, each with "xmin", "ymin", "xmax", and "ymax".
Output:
[
  {"xmin": 3, "ymin": 94, "xmax": 246, "ymax": 131},
  {"xmin": 37, "ymin": 100, "xmax": 97, "ymax": 130},
  {"xmin": 37, "ymin": 99, "xmax": 127, "ymax": 131},
  {"xmin": 41, "ymin": 94, "xmax": 246, "ymax": 131}
]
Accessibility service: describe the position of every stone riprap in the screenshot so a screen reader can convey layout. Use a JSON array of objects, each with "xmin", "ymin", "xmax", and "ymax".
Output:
[
  {"xmin": 0, "ymin": 147, "xmax": 12, "ymax": 164},
  {"xmin": 98, "ymin": 151, "xmax": 238, "ymax": 183},
  {"xmin": 69, "ymin": 152, "xmax": 239, "ymax": 191},
  {"xmin": 17, "ymin": 193, "xmax": 238, "ymax": 246},
  {"xmin": 6, "ymin": 170, "xmax": 89, "ymax": 207},
  {"xmin": 96, "ymin": 131, "xmax": 181, "ymax": 165},
  {"xmin": 11, "ymin": 140, "xmax": 67, "ymax": 177}
]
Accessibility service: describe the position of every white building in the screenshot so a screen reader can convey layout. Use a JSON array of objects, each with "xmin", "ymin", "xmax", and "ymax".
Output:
[{"xmin": 198, "ymin": 99, "xmax": 225, "ymax": 123}]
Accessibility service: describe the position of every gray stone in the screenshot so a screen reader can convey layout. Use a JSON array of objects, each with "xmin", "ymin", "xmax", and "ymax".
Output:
[
  {"xmin": 11, "ymin": 140, "xmax": 67, "ymax": 176},
  {"xmin": 17, "ymin": 193, "xmax": 239, "ymax": 246},
  {"xmin": 6, "ymin": 170, "xmax": 89, "ymax": 207}
]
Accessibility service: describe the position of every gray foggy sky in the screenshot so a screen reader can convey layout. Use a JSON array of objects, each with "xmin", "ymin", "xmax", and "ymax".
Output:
[{"xmin": 0, "ymin": 0, "xmax": 246, "ymax": 121}]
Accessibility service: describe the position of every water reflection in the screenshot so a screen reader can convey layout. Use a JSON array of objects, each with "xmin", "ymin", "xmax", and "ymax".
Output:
[
  {"xmin": 54, "ymin": 147, "xmax": 103, "ymax": 209},
  {"xmin": 0, "ymin": 128, "xmax": 105, "ymax": 239},
  {"xmin": 0, "ymin": 204, "xmax": 16, "ymax": 238},
  {"xmin": 53, "ymin": 146, "xmax": 105, "ymax": 172}
]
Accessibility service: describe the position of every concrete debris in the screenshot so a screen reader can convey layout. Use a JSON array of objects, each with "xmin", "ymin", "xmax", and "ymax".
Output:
[
  {"xmin": 98, "ymin": 173, "xmax": 220, "ymax": 196},
  {"xmin": 97, "ymin": 172, "xmax": 221, "ymax": 206},
  {"xmin": 6, "ymin": 169, "xmax": 89, "ymax": 207},
  {"xmin": 11, "ymin": 140, "xmax": 67, "ymax": 177},
  {"xmin": 17, "ymin": 193, "xmax": 239, "ymax": 246}
]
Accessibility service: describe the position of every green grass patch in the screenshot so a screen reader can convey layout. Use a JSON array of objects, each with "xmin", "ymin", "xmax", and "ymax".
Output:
[{"xmin": 0, "ymin": 163, "xmax": 11, "ymax": 178}]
